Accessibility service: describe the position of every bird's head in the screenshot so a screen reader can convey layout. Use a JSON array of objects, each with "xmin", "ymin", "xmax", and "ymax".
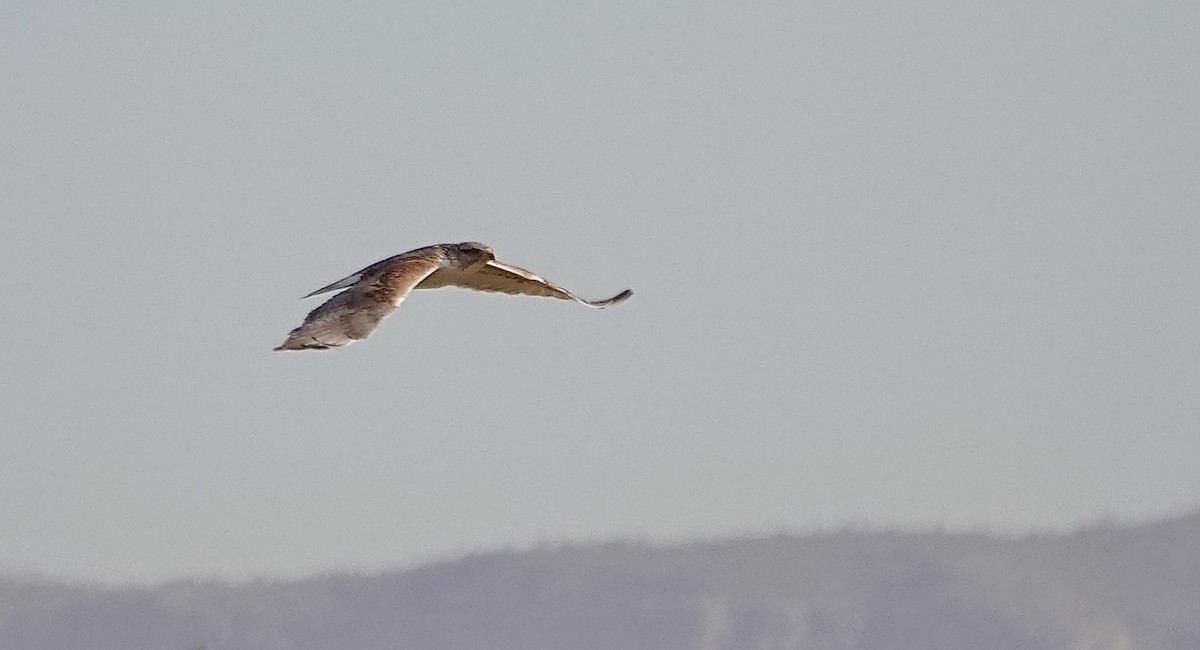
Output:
[{"xmin": 452, "ymin": 241, "xmax": 495, "ymax": 266}]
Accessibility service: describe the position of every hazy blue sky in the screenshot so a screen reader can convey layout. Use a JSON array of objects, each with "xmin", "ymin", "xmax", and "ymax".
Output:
[{"xmin": 2, "ymin": 1, "xmax": 1198, "ymax": 583}]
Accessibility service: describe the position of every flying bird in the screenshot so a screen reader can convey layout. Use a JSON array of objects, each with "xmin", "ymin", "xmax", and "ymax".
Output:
[{"xmin": 275, "ymin": 242, "xmax": 632, "ymax": 351}]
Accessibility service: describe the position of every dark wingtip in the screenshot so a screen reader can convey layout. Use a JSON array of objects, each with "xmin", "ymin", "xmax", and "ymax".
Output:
[
  {"xmin": 588, "ymin": 288, "xmax": 633, "ymax": 308},
  {"xmin": 275, "ymin": 338, "xmax": 335, "ymax": 351}
]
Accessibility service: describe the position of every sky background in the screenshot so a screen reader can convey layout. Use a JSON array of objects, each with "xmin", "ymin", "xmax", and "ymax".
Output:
[{"xmin": 2, "ymin": 0, "xmax": 1198, "ymax": 584}]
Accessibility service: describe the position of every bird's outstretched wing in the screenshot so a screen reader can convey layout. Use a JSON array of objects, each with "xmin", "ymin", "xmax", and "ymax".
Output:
[
  {"xmin": 275, "ymin": 255, "xmax": 443, "ymax": 351},
  {"xmin": 419, "ymin": 260, "xmax": 633, "ymax": 308},
  {"xmin": 298, "ymin": 247, "xmax": 442, "ymax": 299}
]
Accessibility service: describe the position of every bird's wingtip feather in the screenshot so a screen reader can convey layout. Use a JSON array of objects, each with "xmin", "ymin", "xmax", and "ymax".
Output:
[{"xmin": 587, "ymin": 288, "xmax": 633, "ymax": 308}]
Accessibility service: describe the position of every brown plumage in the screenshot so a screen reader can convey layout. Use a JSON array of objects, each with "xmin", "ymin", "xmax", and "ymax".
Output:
[{"xmin": 274, "ymin": 242, "xmax": 632, "ymax": 351}]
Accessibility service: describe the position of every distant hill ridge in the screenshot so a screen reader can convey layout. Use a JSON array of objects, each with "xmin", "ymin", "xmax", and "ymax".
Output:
[{"xmin": 4, "ymin": 510, "xmax": 1200, "ymax": 650}]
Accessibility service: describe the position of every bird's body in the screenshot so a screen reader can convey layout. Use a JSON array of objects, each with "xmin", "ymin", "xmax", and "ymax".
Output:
[{"xmin": 275, "ymin": 242, "xmax": 632, "ymax": 351}]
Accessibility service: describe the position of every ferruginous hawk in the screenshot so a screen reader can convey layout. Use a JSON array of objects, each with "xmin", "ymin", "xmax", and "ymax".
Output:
[{"xmin": 275, "ymin": 242, "xmax": 632, "ymax": 351}]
